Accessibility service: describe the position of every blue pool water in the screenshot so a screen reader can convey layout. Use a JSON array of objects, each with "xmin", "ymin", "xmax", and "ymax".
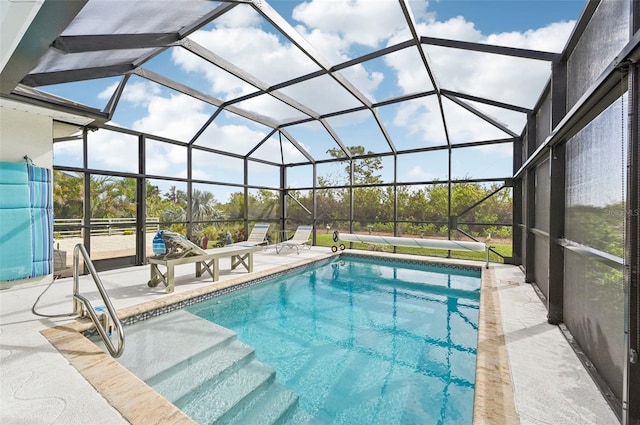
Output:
[{"xmin": 185, "ymin": 257, "xmax": 481, "ymax": 425}]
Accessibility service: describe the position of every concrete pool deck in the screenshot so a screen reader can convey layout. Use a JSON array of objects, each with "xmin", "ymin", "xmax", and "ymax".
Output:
[{"xmin": 1, "ymin": 246, "xmax": 619, "ymax": 425}]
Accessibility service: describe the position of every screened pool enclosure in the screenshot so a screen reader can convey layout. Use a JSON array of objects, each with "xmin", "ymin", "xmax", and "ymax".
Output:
[{"xmin": 0, "ymin": 0, "xmax": 638, "ymax": 423}]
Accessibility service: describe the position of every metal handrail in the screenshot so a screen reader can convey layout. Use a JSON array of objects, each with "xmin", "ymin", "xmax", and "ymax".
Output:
[{"xmin": 72, "ymin": 244, "xmax": 125, "ymax": 358}]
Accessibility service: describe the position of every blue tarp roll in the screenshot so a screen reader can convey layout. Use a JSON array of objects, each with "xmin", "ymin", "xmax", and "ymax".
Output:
[
  {"xmin": 0, "ymin": 162, "xmax": 32, "ymax": 281},
  {"xmin": 28, "ymin": 164, "xmax": 53, "ymax": 277}
]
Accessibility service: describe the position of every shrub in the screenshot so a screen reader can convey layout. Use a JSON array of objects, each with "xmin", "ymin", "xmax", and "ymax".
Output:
[{"xmin": 372, "ymin": 222, "xmax": 393, "ymax": 233}]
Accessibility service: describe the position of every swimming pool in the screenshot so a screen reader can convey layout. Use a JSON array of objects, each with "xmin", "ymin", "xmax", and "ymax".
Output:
[{"xmin": 110, "ymin": 256, "xmax": 481, "ymax": 424}]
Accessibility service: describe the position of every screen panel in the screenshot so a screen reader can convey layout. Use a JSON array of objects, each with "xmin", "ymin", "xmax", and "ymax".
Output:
[
  {"xmin": 565, "ymin": 96, "xmax": 627, "ymax": 257},
  {"xmin": 566, "ymin": 0, "xmax": 630, "ymax": 109},
  {"xmin": 564, "ymin": 250, "xmax": 624, "ymax": 402}
]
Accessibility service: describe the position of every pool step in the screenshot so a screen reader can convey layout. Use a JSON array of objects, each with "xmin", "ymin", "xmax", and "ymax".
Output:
[
  {"xmin": 176, "ymin": 359, "xmax": 277, "ymax": 424},
  {"xmin": 109, "ymin": 310, "xmax": 238, "ymax": 381},
  {"xmin": 279, "ymin": 407, "xmax": 325, "ymax": 425},
  {"xmin": 105, "ymin": 310, "xmax": 301, "ymax": 424},
  {"xmin": 219, "ymin": 381, "xmax": 299, "ymax": 425},
  {"xmin": 156, "ymin": 340, "xmax": 300, "ymax": 425},
  {"xmin": 148, "ymin": 337, "xmax": 256, "ymax": 402}
]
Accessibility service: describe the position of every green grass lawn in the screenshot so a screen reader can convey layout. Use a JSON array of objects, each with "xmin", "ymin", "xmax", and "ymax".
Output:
[{"xmin": 313, "ymin": 233, "xmax": 512, "ymax": 264}]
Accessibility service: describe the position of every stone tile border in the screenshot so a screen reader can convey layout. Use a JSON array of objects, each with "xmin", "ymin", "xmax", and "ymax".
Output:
[
  {"xmin": 41, "ymin": 252, "xmax": 517, "ymax": 424},
  {"xmin": 41, "ymin": 324, "xmax": 196, "ymax": 425},
  {"xmin": 473, "ymin": 266, "xmax": 518, "ymax": 424},
  {"xmin": 340, "ymin": 250, "xmax": 483, "ymax": 274}
]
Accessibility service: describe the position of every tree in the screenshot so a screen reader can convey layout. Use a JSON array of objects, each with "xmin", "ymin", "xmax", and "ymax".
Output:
[
  {"xmin": 145, "ymin": 181, "xmax": 172, "ymax": 219},
  {"xmin": 398, "ymin": 186, "xmax": 433, "ymax": 221},
  {"xmin": 53, "ymin": 170, "xmax": 83, "ymax": 219},
  {"xmin": 222, "ymin": 192, "xmax": 245, "ymax": 220},
  {"xmin": 326, "ymin": 145, "xmax": 383, "ymax": 185},
  {"xmin": 316, "ymin": 187, "xmax": 348, "ymax": 222},
  {"xmin": 322, "ymin": 146, "xmax": 385, "ymax": 225},
  {"xmin": 285, "ymin": 189, "xmax": 313, "ymax": 223},
  {"xmin": 253, "ymin": 189, "xmax": 279, "ymax": 219},
  {"xmin": 89, "ymin": 175, "xmax": 134, "ymax": 218},
  {"xmin": 165, "ymin": 186, "xmax": 187, "ymax": 205},
  {"xmin": 53, "ymin": 171, "xmax": 170, "ymax": 222},
  {"xmin": 191, "ymin": 189, "xmax": 220, "ymax": 223}
]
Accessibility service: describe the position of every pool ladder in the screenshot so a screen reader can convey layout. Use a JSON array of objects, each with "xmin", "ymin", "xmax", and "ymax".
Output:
[{"xmin": 72, "ymin": 243, "xmax": 125, "ymax": 358}]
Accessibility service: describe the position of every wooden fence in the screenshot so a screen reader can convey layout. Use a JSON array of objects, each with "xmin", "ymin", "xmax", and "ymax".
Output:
[{"xmin": 54, "ymin": 218, "xmax": 160, "ymax": 238}]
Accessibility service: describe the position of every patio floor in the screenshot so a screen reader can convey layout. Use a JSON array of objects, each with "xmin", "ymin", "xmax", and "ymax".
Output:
[{"xmin": 0, "ymin": 245, "xmax": 619, "ymax": 425}]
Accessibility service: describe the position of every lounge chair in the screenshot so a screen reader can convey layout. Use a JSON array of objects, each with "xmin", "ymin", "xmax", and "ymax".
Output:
[
  {"xmin": 226, "ymin": 223, "xmax": 271, "ymax": 249},
  {"xmin": 157, "ymin": 231, "xmax": 206, "ymax": 258},
  {"xmin": 276, "ymin": 225, "xmax": 313, "ymax": 254}
]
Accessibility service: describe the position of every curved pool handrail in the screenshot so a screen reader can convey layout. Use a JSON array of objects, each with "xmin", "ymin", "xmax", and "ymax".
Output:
[{"xmin": 72, "ymin": 243, "xmax": 125, "ymax": 358}]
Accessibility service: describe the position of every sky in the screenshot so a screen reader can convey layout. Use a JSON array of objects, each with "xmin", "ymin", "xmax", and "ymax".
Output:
[{"xmin": 50, "ymin": 0, "xmax": 586, "ymax": 202}]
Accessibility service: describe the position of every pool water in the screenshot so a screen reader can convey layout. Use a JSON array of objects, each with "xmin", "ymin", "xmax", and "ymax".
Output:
[{"xmin": 184, "ymin": 257, "xmax": 481, "ymax": 424}]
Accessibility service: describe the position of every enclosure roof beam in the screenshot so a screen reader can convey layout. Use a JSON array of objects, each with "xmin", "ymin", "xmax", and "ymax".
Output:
[
  {"xmin": 0, "ymin": 0, "xmax": 87, "ymax": 93},
  {"xmin": 245, "ymin": 128, "xmax": 278, "ymax": 158},
  {"xmin": 250, "ymin": 0, "xmax": 373, "ymax": 109},
  {"xmin": 102, "ymin": 75, "xmax": 130, "ymax": 118},
  {"xmin": 52, "ymin": 33, "xmax": 181, "ymax": 53},
  {"xmin": 443, "ymin": 92, "xmax": 520, "ymax": 138},
  {"xmin": 188, "ymin": 107, "xmax": 224, "ymax": 146},
  {"xmin": 178, "ymin": 37, "xmax": 320, "ymax": 120},
  {"xmin": 420, "ymin": 36, "xmax": 561, "ymax": 62},
  {"xmin": 132, "ymin": 67, "xmax": 280, "ymax": 129},
  {"xmin": 279, "ymin": 129, "xmax": 316, "ymax": 164},
  {"xmin": 441, "ymin": 89, "xmax": 532, "ymax": 114},
  {"xmin": 320, "ymin": 119, "xmax": 352, "ymax": 159},
  {"xmin": 129, "ymin": 2, "xmax": 239, "ymax": 69},
  {"xmin": 21, "ymin": 64, "xmax": 135, "ymax": 87},
  {"xmin": 398, "ymin": 0, "xmax": 451, "ymax": 147}
]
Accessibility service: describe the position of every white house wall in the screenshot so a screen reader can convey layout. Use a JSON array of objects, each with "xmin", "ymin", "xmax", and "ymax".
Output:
[{"xmin": 0, "ymin": 106, "xmax": 53, "ymax": 167}]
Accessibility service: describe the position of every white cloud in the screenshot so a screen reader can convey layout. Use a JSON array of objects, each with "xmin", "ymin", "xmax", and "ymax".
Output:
[
  {"xmin": 385, "ymin": 17, "xmax": 574, "ymax": 107},
  {"xmin": 292, "ymin": 25, "xmax": 349, "ymax": 64},
  {"xmin": 292, "ymin": 0, "xmax": 413, "ymax": 48},
  {"xmin": 417, "ymin": 15, "xmax": 482, "ymax": 41},
  {"xmin": 122, "ymin": 81, "xmax": 162, "ymax": 105},
  {"xmin": 132, "ymin": 93, "xmax": 210, "ymax": 142},
  {"xmin": 84, "ymin": 128, "xmax": 138, "ymax": 173},
  {"xmin": 197, "ymin": 122, "xmax": 267, "ymax": 155},
  {"xmin": 443, "ymin": 99, "xmax": 517, "ymax": 143},
  {"xmin": 97, "ymin": 80, "xmax": 161, "ymax": 105},
  {"xmin": 107, "ymin": 0, "xmax": 576, "ymax": 178},
  {"xmin": 215, "ymin": 4, "xmax": 263, "ymax": 28},
  {"xmin": 173, "ymin": 24, "xmax": 318, "ymax": 96},
  {"xmin": 172, "ymin": 1, "xmax": 388, "ymax": 115},
  {"xmin": 383, "ymin": 14, "xmax": 575, "ymax": 145},
  {"xmin": 97, "ymin": 82, "xmax": 118, "ymax": 100},
  {"xmin": 471, "ymin": 142, "xmax": 513, "ymax": 158},
  {"xmin": 486, "ymin": 21, "xmax": 576, "ymax": 53},
  {"xmin": 191, "ymin": 168, "xmax": 212, "ymax": 181},
  {"xmin": 145, "ymin": 143, "xmax": 188, "ymax": 178},
  {"xmin": 406, "ymin": 165, "xmax": 435, "ymax": 181},
  {"xmin": 53, "ymin": 139, "xmax": 83, "ymax": 165},
  {"xmin": 391, "ymin": 97, "xmax": 447, "ymax": 146}
]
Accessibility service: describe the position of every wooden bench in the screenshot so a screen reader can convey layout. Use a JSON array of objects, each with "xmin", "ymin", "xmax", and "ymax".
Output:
[{"xmin": 148, "ymin": 244, "xmax": 262, "ymax": 293}]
